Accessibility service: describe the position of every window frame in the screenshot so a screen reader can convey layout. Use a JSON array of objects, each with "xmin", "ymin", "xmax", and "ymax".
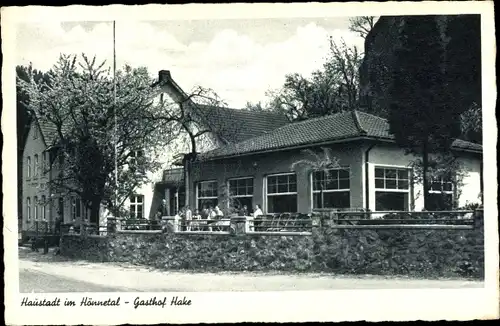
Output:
[
  {"xmin": 41, "ymin": 195, "xmax": 46, "ymax": 220},
  {"xmin": 228, "ymin": 176, "xmax": 254, "ymax": 198},
  {"xmin": 34, "ymin": 196, "xmax": 38, "ymax": 220},
  {"xmin": 27, "ymin": 156, "xmax": 31, "ymax": 179},
  {"xmin": 228, "ymin": 176, "xmax": 254, "ymax": 211},
  {"xmin": 374, "ymin": 165, "xmax": 412, "ymax": 211},
  {"xmin": 34, "ymin": 154, "xmax": 39, "ymax": 177},
  {"xmin": 310, "ymin": 167, "xmax": 351, "ymax": 209},
  {"xmin": 429, "ymin": 175, "xmax": 454, "ymax": 194},
  {"xmin": 129, "ymin": 194, "xmax": 145, "ymax": 219},
  {"xmin": 27, "ymin": 197, "xmax": 31, "ymax": 221},
  {"xmin": 196, "ymin": 180, "xmax": 218, "ymax": 209},
  {"xmin": 265, "ymin": 172, "xmax": 298, "ymax": 214},
  {"xmin": 42, "ymin": 152, "xmax": 48, "ymax": 175},
  {"xmin": 428, "ymin": 175, "xmax": 455, "ymax": 210},
  {"xmin": 71, "ymin": 197, "xmax": 77, "ymax": 221}
]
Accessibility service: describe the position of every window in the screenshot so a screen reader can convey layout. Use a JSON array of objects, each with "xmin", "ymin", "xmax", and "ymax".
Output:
[
  {"xmin": 58, "ymin": 198, "xmax": 64, "ymax": 220},
  {"xmin": 428, "ymin": 175, "xmax": 454, "ymax": 210},
  {"xmin": 27, "ymin": 156, "xmax": 31, "ymax": 178},
  {"xmin": 27, "ymin": 197, "xmax": 31, "ymax": 221},
  {"xmin": 33, "ymin": 125, "xmax": 38, "ymax": 139},
  {"xmin": 77, "ymin": 198, "xmax": 82, "ymax": 220},
  {"xmin": 34, "ymin": 154, "xmax": 39, "ymax": 177},
  {"xmin": 129, "ymin": 150, "xmax": 145, "ymax": 173},
  {"xmin": 374, "ymin": 167, "xmax": 411, "ymax": 211},
  {"xmin": 42, "ymin": 152, "xmax": 48, "ymax": 174},
  {"xmin": 197, "ymin": 180, "xmax": 218, "ymax": 209},
  {"xmin": 130, "ymin": 195, "xmax": 144, "ymax": 219},
  {"xmin": 41, "ymin": 195, "xmax": 46, "ymax": 220},
  {"xmin": 229, "ymin": 177, "xmax": 254, "ymax": 210},
  {"xmin": 266, "ymin": 173, "xmax": 297, "ymax": 213},
  {"xmin": 34, "ymin": 196, "xmax": 38, "ymax": 220},
  {"xmin": 312, "ymin": 168, "xmax": 351, "ymax": 209},
  {"xmin": 71, "ymin": 197, "xmax": 82, "ymax": 220}
]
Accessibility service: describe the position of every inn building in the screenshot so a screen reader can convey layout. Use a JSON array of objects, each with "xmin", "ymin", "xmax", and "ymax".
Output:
[{"xmin": 151, "ymin": 73, "xmax": 483, "ymax": 216}]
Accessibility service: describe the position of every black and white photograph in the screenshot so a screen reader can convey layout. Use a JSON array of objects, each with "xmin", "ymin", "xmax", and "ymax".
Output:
[{"xmin": 2, "ymin": 2, "xmax": 498, "ymax": 324}]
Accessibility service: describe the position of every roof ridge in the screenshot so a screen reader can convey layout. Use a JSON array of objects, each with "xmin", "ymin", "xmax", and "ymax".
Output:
[
  {"xmin": 197, "ymin": 104, "xmax": 289, "ymax": 119},
  {"xmin": 283, "ymin": 110, "xmax": 352, "ymax": 127},
  {"xmin": 351, "ymin": 110, "xmax": 367, "ymax": 135}
]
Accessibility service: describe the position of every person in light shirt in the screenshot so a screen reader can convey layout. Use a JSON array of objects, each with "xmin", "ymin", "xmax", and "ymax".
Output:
[
  {"xmin": 184, "ymin": 206, "xmax": 192, "ymax": 231},
  {"xmin": 248, "ymin": 204, "xmax": 263, "ymax": 232}
]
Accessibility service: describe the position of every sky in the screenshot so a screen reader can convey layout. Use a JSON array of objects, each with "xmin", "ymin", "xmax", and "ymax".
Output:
[{"xmin": 15, "ymin": 18, "xmax": 365, "ymax": 109}]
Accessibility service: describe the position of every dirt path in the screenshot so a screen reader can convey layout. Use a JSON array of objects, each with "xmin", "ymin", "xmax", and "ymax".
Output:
[{"xmin": 19, "ymin": 247, "xmax": 484, "ymax": 292}]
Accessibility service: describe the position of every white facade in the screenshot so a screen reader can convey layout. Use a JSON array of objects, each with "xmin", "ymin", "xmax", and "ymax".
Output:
[{"xmin": 366, "ymin": 144, "xmax": 482, "ymax": 212}]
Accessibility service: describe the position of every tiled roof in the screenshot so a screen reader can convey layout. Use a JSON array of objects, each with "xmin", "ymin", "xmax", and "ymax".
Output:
[
  {"xmin": 194, "ymin": 104, "xmax": 290, "ymax": 143},
  {"xmin": 33, "ymin": 114, "xmax": 72, "ymax": 148},
  {"xmin": 200, "ymin": 110, "xmax": 482, "ymax": 160},
  {"xmin": 37, "ymin": 119, "xmax": 59, "ymax": 146}
]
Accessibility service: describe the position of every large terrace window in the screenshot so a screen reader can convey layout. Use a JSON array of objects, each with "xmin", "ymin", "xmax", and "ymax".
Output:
[
  {"xmin": 312, "ymin": 168, "xmax": 350, "ymax": 209},
  {"xmin": 266, "ymin": 173, "xmax": 297, "ymax": 213},
  {"xmin": 197, "ymin": 180, "xmax": 218, "ymax": 210},
  {"xmin": 374, "ymin": 166, "xmax": 411, "ymax": 211},
  {"xmin": 228, "ymin": 177, "xmax": 254, "ymax": 210}
]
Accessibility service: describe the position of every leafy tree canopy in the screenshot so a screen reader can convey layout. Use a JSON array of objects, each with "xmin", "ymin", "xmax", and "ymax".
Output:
[{"xmin": 18, "ymin": 54, "xmax": 173, "ymax": 222}]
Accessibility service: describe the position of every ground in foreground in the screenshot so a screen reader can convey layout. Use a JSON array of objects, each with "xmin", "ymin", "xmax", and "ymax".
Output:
[{"xmin": 18, "ymin": 248, "xmax": 484, "ymax": 293}]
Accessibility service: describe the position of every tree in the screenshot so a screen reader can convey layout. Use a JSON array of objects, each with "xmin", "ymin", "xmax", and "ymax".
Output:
[
  {"xmin": 349, "ymin": 16, "xmax": 377, "ymax": 38},
  {"xmin": 290, "ymin": 147, "xmax": 341, "ymax": 209},
  {"xmin": 243, "ymin": 101, "xmax": 266, "ymax": 112},
  {"xmin": 409, "ymin": 152, "xmax": 468, "ymax": 210},
  {"xmin": 460, "ymin": 103, "xmax": 482, "ymax": 144},
  {"xmin": 387, "ymin": 17, "xmax": 465, "ymax": 210},
  {"xmin": 18, "ymin": 54, "xmax": 171, "ymax": 223},
  {"xmin": 264, "ymin": 38, "xmax": 363, "ymax": 121},
  {"xmin": 147, "ymin": 83, "xmax": 241, "ymax": 207}
]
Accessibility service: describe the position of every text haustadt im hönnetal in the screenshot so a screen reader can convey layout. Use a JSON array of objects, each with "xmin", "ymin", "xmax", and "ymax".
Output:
[{"xmin": 21, "ymin": 296, "xmax": 192, "ymax": 308}]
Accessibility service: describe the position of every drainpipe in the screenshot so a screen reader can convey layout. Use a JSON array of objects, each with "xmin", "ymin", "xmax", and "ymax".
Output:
[
  {"xmin": 364, "ymin": 143, "xmax": 376, "ymax": 211},
  {"xmin": 480, "ymin": 153, "xmax": 484, "ymax": 205}
]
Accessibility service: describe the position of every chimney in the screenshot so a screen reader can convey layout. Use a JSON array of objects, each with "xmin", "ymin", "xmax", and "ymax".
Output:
[{"xmin": 158, "ymin": 70, "xmax": 172, "ymax": 83}]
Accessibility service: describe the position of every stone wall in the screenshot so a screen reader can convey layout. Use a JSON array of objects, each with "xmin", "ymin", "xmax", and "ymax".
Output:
[{"xmin": 60, "ymin": 214, "xmax": 484, "ymax": 279}]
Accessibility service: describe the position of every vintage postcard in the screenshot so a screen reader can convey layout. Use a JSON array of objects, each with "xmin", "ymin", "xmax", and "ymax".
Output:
[{"xmin": 2, "ymin": 2, "xmax": 498, "ymax": 324}]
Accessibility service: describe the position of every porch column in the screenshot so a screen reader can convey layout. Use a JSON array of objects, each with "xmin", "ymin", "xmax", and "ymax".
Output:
[
  {"xmin": 297, "ymin": 168, "xmax": 310, "ymax": 214},
  {"xmin": 253, "ymin": 172, "xmax": 264, "ymax": 213},
  {"xmin": 175, "ymin": 188, "xmax": 179, "ymax": 214},
  {"xmin": 350, "ymin": 150, "xmax": 365, "ymax": 209}
]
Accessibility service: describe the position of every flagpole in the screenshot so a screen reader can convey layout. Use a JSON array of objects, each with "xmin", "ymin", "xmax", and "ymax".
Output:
[{"xmin": 113, "ymin": 21, "xmax": 118, "ymax": 217}]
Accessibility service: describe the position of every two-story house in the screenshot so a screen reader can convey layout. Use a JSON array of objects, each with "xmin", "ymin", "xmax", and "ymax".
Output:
[{"xmin": 21, "ymin": 116, "xmax": 93, "ymax": 235}]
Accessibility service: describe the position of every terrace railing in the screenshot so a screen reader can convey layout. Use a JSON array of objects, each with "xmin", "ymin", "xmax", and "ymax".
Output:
[
  {"xmin": 314, "ymin": 209, "xmax": 477, "ymax": 230},
  {"xmin": 252, "ymin": 213, "xmax": 313, "ymax": 234},
  {"xmin": 98, "ymin": 208, "xmax": 482, "ymax": 236}
]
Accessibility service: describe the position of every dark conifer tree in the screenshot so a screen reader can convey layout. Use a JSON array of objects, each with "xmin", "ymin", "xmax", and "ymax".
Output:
[{"xmin": 387, "ymin": 16, "xmax": 463, "ymax": 209}]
